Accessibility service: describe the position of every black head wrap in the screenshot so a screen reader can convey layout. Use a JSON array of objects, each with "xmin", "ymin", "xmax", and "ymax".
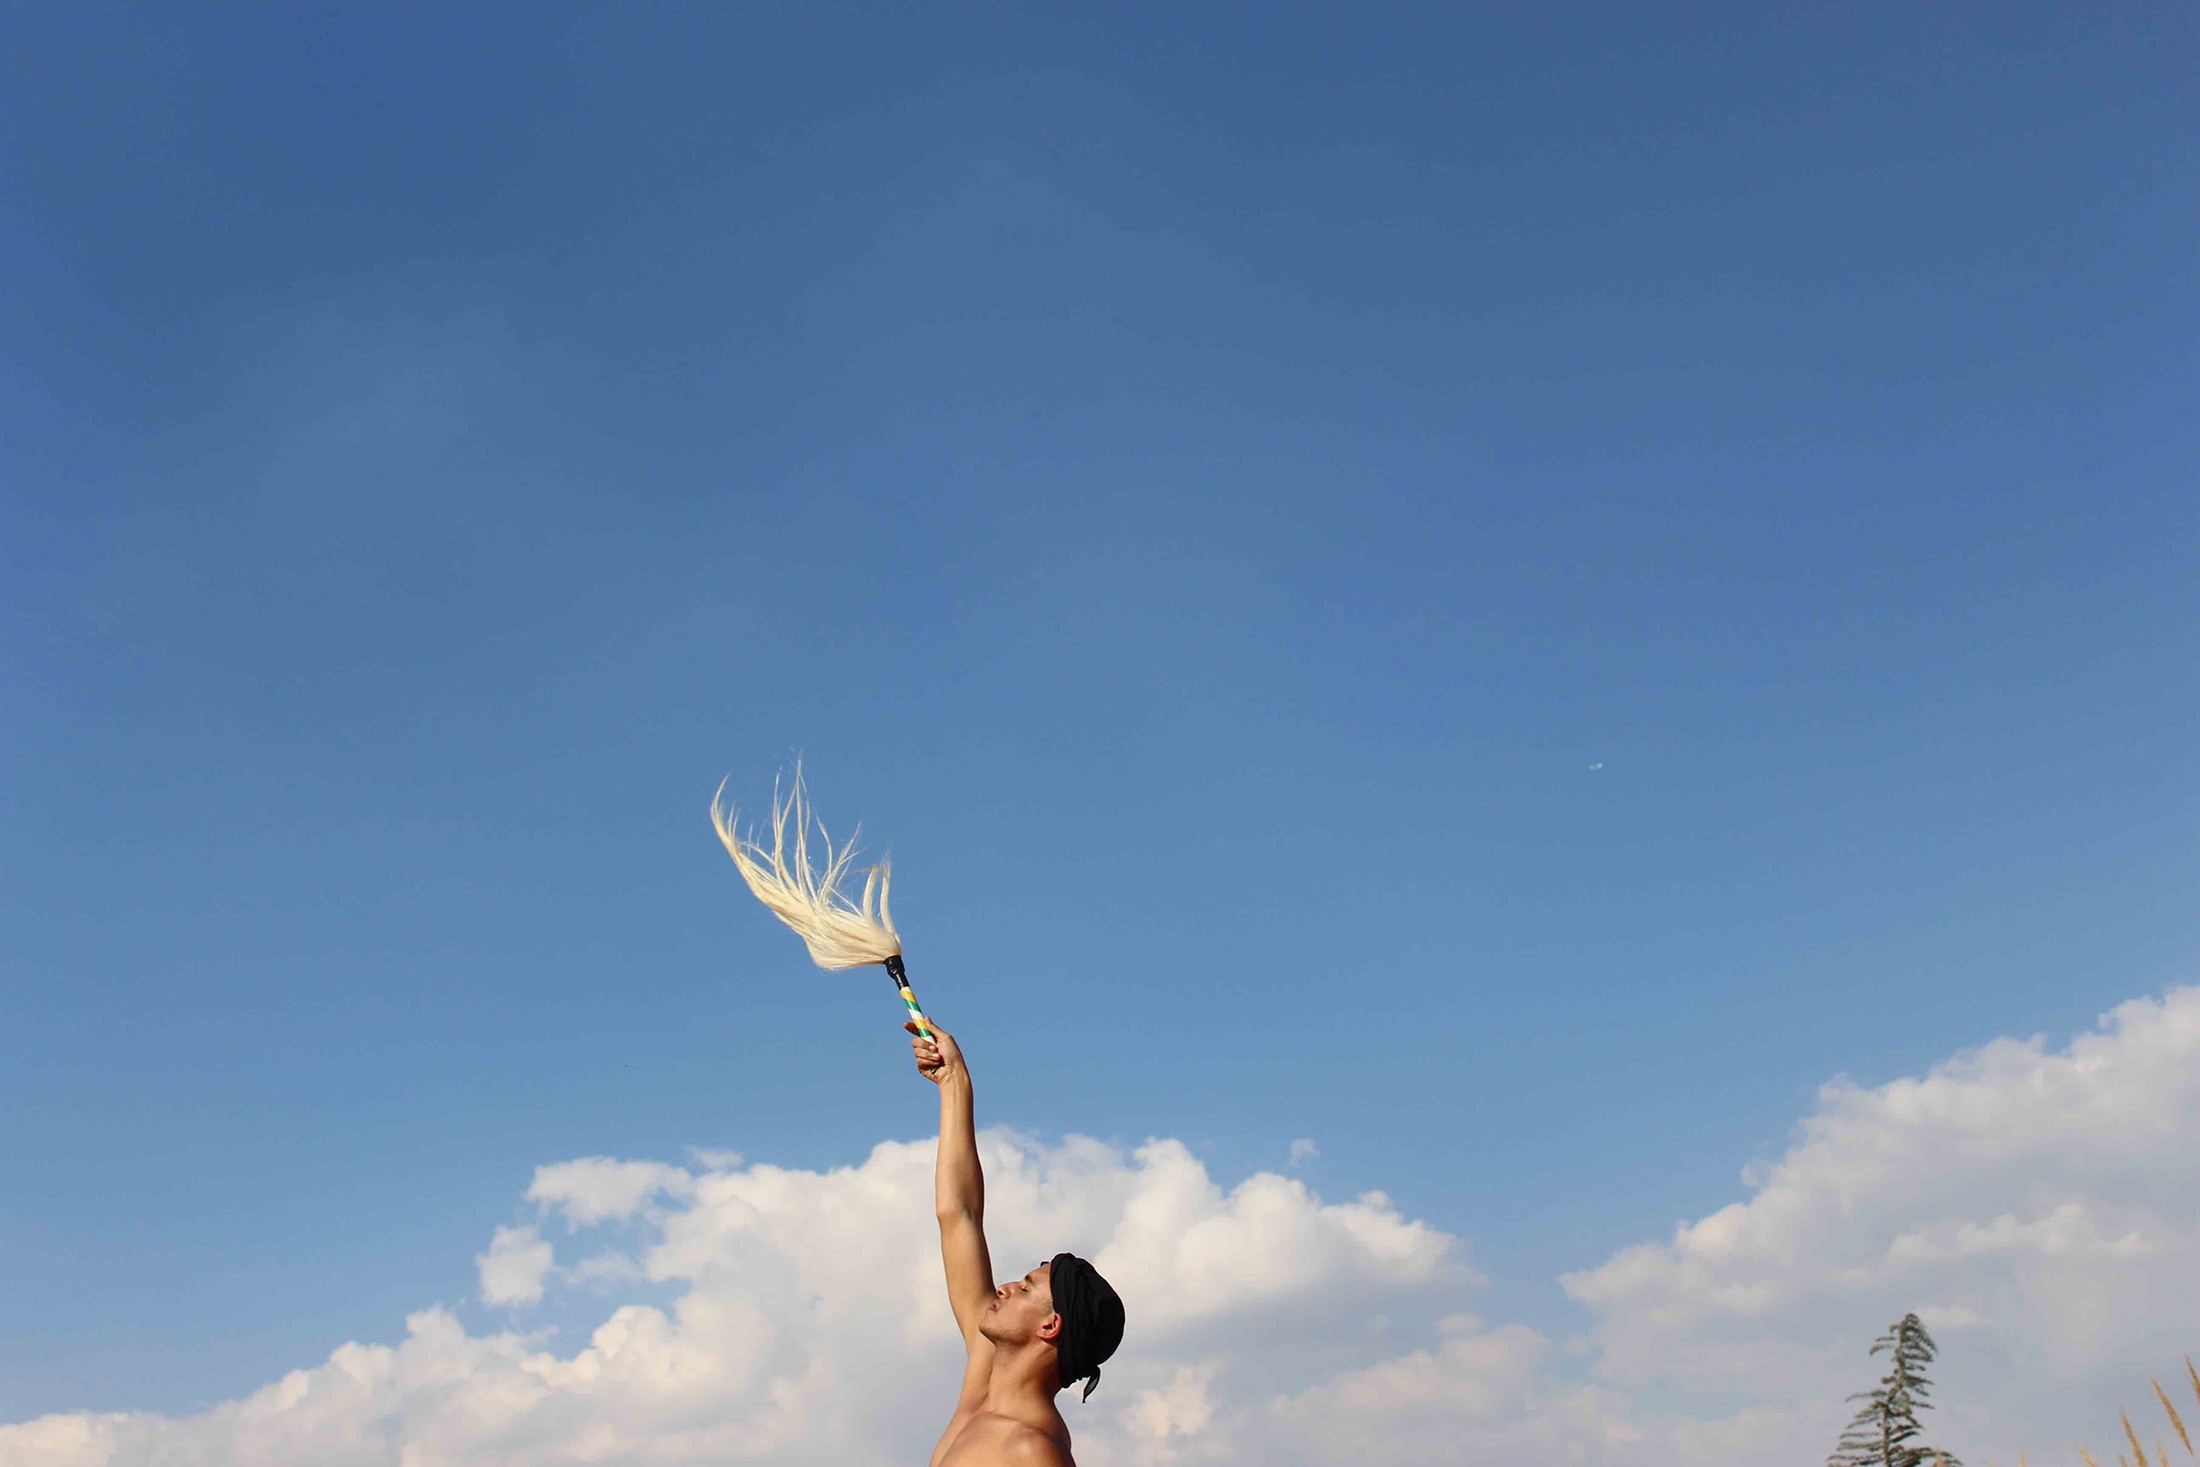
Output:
[{"xmin": 1047, "ymin": 1253, "xmax": 1124, "ymax": 1402}]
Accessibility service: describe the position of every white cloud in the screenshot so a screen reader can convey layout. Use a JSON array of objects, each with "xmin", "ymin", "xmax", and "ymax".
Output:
[
  {"xmin": 6, "ymin": 987, "xmax": 2198, "ymax": 1466},
  {"xmin": 1287, "ymin": 1138, "xmax": 1319, "ymax": 1167},
  {"xmin": 1561, "ymin": 985, "xmax": 2200, "ymax": 1462},
  {"xmin": 684, "ymin": 1148, "xmax": 744, "ymax": 1172},
  {"xmin": 527, "ymin": 1158, "xmax": 698, "ymax": 1227},
  {"xmin": 475, "ymin": 1225, "xmax": 556, "ymax": 1307},
  {"xmin": 1125, "ymin": 1365, "xmax": 1216, "ymax": 1465},
  {"xmin": 0, "ymin": 1131, "xmax": 1460, "ymax": 1466}
]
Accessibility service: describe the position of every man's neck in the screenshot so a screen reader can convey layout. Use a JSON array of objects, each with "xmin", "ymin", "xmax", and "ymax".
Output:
[{"xmin": 982, "ymin": 1341, "xmax": 1065, "ymax": 1426}]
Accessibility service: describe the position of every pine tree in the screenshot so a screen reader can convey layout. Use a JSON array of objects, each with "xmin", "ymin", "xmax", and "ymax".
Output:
[{"xmin": 1827, "ymin": 1313, "xmax": 1959, "ymax": 1467}]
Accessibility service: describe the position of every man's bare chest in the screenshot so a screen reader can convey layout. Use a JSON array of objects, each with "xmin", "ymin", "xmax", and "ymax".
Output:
[{"xmin": 932, "ymin": 1409, "xmax": 1071, "ymax": 1467}]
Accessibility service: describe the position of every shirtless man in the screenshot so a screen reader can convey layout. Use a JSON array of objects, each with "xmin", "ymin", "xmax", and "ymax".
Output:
[{"xmin": 909, "ymin": 1016, "xmax": 1125, "ymax": 1467}]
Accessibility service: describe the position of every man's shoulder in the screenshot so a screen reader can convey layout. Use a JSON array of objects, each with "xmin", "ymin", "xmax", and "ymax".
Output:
[{"xmin": 999, "ymin": 1422, "xmax": 1072, "ymax": 1467}]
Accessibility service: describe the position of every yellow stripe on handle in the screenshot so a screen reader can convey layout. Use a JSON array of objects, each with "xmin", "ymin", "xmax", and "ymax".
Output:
[{"xmin": 885, "ymin": 955, "xmax": 932, "ymax": 1039}]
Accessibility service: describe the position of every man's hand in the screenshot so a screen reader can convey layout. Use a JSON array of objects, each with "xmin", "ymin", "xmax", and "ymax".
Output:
[{"xmin": 908, "ymin": 1017, "xmax": 966, "ymax": 1085}]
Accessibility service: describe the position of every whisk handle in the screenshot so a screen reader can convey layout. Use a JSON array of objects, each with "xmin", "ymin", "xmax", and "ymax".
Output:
[{"xmin": 885, "ymin": 954, "xmax": 933, "ymax": 1040}]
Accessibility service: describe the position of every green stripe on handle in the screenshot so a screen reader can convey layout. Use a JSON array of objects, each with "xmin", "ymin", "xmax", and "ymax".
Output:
[{"xmin": 885, "ymin": 955, "xmax": 932, "ymax": 1040}]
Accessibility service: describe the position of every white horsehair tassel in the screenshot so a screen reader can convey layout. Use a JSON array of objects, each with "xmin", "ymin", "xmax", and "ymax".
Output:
[{"xmin": 710, "ymin": 767, "xmax": 932, "ymax": 1038}]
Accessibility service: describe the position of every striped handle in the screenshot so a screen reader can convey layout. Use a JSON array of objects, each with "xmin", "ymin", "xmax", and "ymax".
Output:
[{"xmin": 885, "ymin": 954, "xmax": 932, "ymax": 1040}]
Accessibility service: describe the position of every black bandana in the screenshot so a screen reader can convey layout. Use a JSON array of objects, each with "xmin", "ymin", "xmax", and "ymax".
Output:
[{"xmin": 1047, "ymin": 1253, "xmax": 1124, "ymax": 1401}]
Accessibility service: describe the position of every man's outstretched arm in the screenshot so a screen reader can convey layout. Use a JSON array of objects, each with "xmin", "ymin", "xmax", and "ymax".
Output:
[{"xmin": 911, "ymin": 1018, "xmax": 996, "ymax": 1340}]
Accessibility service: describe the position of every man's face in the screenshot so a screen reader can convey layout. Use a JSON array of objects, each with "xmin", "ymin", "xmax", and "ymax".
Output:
[{"xmin": 980, "ymin": 1260, "xmax": 1057, "ymax": 1347}]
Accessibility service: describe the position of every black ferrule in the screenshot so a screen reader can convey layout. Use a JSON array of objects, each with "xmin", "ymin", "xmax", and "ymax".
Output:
[{"xmin": 884, "ymin": 953, "xmax": 907, "ymax": 984}]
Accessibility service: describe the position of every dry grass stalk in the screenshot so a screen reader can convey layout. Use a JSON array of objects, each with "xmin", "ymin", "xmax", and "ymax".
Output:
[
  {"xmin": 2079, "ymin": 1364, "xmax": 2200, "ymax": 1467},
  {"xmin": 2157, "ymin": 1380, "xmax": 2193, "ymax": 1460},
  {"xmin": 710, "ymin": 767, "xmax": 901, "ymax": 970},
  {"xmin": 2126, "ymin": 1410, "xmax": 2151, "ymax": 1467}
]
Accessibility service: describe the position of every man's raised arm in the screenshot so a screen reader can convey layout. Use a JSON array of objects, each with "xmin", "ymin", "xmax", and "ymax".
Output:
[{"xmin": 910, "ymin": 1019, "xmax": 995, "ymax": 1340}]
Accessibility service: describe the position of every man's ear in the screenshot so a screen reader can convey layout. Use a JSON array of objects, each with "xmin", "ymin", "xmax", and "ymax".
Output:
[{"xmin": 1037, "ymin": 1312, "xmax": 1063, "ymax": 1343}]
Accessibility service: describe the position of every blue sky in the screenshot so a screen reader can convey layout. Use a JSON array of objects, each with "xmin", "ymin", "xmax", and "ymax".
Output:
[{"xmin": 2, "ymin": 0, "xmax": 2194, "ymax": 1431}]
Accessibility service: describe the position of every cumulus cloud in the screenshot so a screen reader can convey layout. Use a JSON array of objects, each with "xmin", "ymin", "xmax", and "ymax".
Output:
[
  {"xmin": 528, "ymin": 1158, "xmax": 697, "ymax": 1227},
  {"xmin": 0, "ymin": 1132, "xmax": 1460, "ymax": 1466},
  {"xmin": 476, "ymin": 1225, "xmax": 556, "ymax": 1306},
  {"xmin": 5, "ymin": 987, "xmax": 2196, "ymax": 1466},
  {"xmin": 1563, "ymin": 985, "xmax": 2200, "ymax": 1462}
]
